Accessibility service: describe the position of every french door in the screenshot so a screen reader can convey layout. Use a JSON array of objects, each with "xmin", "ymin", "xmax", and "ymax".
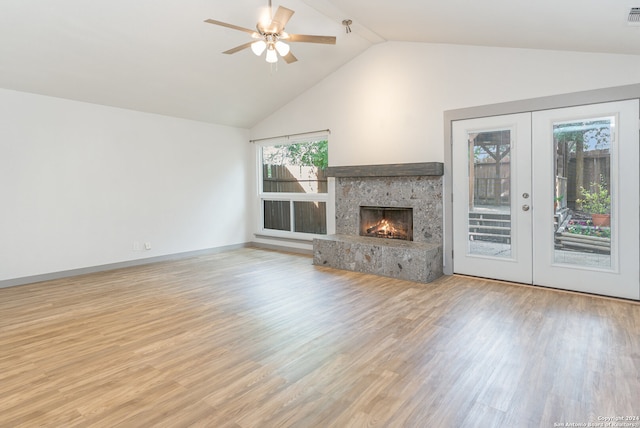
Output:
[{"xmin": 452, "ymin": 100, "xmax": 640, "ymax": 300}]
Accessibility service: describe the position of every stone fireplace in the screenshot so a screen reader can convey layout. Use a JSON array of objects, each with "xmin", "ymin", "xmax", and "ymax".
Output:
[{"xmin": 313, "ymin": 162, "xmax": 443, "ymax": 283}]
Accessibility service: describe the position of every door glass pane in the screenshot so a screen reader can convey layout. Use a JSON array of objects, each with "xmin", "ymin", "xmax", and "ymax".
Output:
[
  {"xmin": 467, "ymin": 130, "xmax": 512, "ymax": 258},
  {"xmin": 552, "ymin": 117, "xmax": 612, "ymax": 268}
]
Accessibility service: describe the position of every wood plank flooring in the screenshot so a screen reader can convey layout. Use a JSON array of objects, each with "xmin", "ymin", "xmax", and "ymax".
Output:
[{"xmin": 1, "ymin": 248, "xmax": 638, "ymax": 427}]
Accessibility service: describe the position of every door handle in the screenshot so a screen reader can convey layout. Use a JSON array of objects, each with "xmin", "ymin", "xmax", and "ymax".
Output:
[{"xmin": 522, "ymin": 204, "xmax": 530, "ymax": 211}]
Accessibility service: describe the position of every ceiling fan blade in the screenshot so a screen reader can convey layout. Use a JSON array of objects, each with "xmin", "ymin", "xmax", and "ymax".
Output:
[
  {"xmin": 269, "ymin": 6, "xmax": 294, "ymax": 33},
  {"xmin": 286, "ymin": 34, "xmax": 336, "ymax": 44},
  {"xmin": 204, "ymin": 19, "xmax": 259, "ymax": 36},
  {"xmin": 283, "ymin": 51, "xmax": 298, "ymax": 64},
  {"xmin": 223, "ymin": 41, "xmax": 254, "ymax": 55}
]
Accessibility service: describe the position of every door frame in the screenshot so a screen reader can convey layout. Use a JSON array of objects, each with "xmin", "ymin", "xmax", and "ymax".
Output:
[
  {"xmin": 530, "ymin": 101, "xmax": 640, "ymax": 299},
  {"xmin": 443, "ymin": 84, "xmax": 640, "ymax": 282},
  {"xmin": 451, "ymin": 113, "xmax": 533, "ymax": 284}
]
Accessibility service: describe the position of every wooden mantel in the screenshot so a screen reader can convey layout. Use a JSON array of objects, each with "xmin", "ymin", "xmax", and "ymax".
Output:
[{"xmin": 324, "ymin": 162, "xmax": 443, "ymax": 178}]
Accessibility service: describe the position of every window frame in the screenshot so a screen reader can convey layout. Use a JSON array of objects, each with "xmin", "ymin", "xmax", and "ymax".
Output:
[{"xmin": 256, "ymin": 136, "xmax": 329, "ymax": 240}]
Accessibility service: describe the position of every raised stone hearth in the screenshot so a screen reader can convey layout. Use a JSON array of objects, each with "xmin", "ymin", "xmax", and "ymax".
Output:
[
  {"xmin": 314, "ymin": 235, "xmax": 442, "ymax": 282},
  {"xmin": 313, "ymin": 162, "xmax": 443, "ymax": 283}
]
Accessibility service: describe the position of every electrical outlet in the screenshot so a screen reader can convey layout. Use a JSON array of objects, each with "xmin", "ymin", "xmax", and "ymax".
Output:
[
  {"xmin": 133, "ymin": 241, "xmax": 141, "ymax": 251},
  {"xmin": 144, "ymin": 242, "xmax": 151, "ymax": 250}
]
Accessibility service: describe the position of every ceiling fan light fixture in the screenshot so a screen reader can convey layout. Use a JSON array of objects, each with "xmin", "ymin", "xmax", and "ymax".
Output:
[
  {"xmin": 204, "ymin": 1, "xmax": 336, "ymax": 66},
  {"xmin": 265, "ymin": 47, "xmax": 278, "ymax": 63},
  {"xmin": 629, "ymin": 7, "xmax": 640, "ymax": 25},
  {"xmin": 251, "ymin": 40, "xmax": 267, "ymax": 56},
  {"xmin": 275, "ymin": 40, "xmax": 290, "ymax": 56}
]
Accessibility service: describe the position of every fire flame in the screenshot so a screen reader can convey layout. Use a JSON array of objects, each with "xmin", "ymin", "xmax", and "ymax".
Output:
[{"xmin": 366, "ymin": 218, "xmax": 405, "ymax": 239}]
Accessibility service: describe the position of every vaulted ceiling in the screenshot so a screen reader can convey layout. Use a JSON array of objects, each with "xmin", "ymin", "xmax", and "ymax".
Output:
[{"xmin": 1, "ymin": 0, "xmax": 638, "ymax": 128}]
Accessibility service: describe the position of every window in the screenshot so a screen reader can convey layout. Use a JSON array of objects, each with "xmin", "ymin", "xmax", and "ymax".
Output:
[{"xmin": 258, "ymin": 138, "xmax": 328, "ymax": 238}]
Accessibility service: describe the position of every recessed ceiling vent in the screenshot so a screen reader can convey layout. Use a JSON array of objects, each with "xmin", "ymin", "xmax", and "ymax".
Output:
[{"xmin": 629, "ymin": 7, "xmax": 640, "ymax": 25}]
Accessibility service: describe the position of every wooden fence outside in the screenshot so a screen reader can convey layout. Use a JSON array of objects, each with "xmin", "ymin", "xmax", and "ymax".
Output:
[
  {"xmin": 473, "ymin": 162, "xmax": 510, "ymax": 206},
  {"xmin": 566, "ymin": 152, "xmax": 610, "ymax": 208},
  {"xmin": 472, "ymin": 153, "xmax": 609, "ymax": 208},
  {"xmin": 263, "ymin": 165, "xmax": 328, "ymax": 193},
  {"xmin": 262, "ymin": 165, "xmax": 327, "ymax": 234}
]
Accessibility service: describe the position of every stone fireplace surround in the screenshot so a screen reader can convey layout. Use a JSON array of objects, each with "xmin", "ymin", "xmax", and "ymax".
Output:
[{"xmin": 313, "ymin": 162, "xmax": 444, "ymax": 283}]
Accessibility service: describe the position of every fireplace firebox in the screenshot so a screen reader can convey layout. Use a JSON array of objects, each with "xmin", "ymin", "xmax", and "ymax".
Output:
[{"xmin": 359, "ymin": 206, "xmax": 413, "ymax": 241}]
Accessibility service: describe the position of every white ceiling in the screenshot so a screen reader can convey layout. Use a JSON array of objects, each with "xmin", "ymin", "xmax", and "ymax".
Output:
[{"xmin": 1, "ymin": 0, "xmax": 639, "ymax": 128}]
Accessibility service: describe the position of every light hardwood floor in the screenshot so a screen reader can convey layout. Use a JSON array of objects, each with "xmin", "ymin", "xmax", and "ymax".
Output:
[{"xmin": 1, "ymin": 248, "xmax": 638, "ymax": 427}]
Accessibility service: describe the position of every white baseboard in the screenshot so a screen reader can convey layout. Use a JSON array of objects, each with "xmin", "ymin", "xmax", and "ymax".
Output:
[{"xmin": 0, "ymin": 243, "xmax": 252, "ymax": 289}]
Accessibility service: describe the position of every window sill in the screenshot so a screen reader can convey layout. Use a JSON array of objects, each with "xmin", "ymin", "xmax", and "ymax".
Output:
[{"xmin": 254, "ymin": 232, "xmax": 321, "ymax": 243}]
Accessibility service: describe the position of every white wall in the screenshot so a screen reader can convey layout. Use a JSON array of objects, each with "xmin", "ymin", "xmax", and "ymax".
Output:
[
  {"xmin": 251, "ymin": 41, "xmax": 640, "ymax": 165},
  {"xmin": 0, "ymin": 88, "xmax": 252, "ymax": 282}
]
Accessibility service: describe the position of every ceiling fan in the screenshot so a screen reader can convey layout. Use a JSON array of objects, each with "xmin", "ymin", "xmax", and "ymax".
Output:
[{"xmin": 204, "ymin": 0, "xmax": 336, "ymax": 64}]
